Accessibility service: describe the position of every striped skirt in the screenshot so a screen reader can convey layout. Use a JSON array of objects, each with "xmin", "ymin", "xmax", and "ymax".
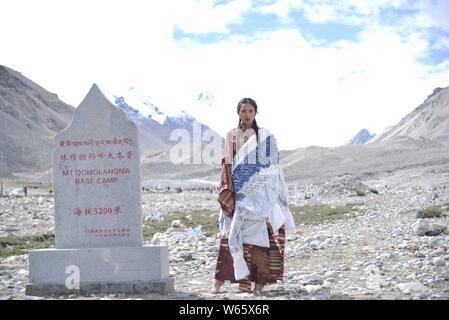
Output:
[{"xmin": 214, "ymin": 223, "xmax": 286, "ymax": 292}]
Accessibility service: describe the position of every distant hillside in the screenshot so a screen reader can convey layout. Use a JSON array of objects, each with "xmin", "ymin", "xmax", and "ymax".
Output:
[
  {"xmin": 368, "ymin": 87, "xmax": 449, "ymax": 145},
  {"xmin": 0, "ymin": 65, "xmax": 74, "ymax": 176}
]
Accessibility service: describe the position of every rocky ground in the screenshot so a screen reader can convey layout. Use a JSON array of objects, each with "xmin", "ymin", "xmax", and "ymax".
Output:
[{"xmin": 1, "ymin": 173, "xmax": 449, "ymax": 300}]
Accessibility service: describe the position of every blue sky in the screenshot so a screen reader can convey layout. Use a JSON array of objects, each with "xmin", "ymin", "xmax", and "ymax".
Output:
[
  {"xmin": 174, "ymin": 9, "xmax": 364, "ymax": 45},
  {"xmin": 1, "ymin": 0, "xmax": 449, "ymax": 150}
]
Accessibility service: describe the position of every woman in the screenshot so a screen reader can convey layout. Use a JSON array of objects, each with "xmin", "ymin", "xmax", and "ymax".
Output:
[{"xmin": 212, "ymin": 97, "xmax": 295, "ymax": 295}]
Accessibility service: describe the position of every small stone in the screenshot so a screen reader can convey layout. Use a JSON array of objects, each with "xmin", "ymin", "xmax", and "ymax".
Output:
[
  {"xmin": 430, "ymin": 248, "xmax": 445, "ymax": 257},
  {"xmin": 365, "ymin": 274, "xmax": 381, "ymax": 290},
  {"xmin": 406, "ymin": 274, "xmax": 416, "ymax": 280},
  {"xmin": 441, "ymin": 270, "xmax": 449, "ymax": 280},
  {"xmin": 179, "ymin": 254, "xmax": 194, "ymax": 261},
  {"xmin": 324, "ymin": 271, "xmax": 339, "ymax": 278},
  {"xmin": 302, "ymin": 246, "xmax": 313, "ymax": 253},
  {"xmin": 304, "ymin": 284, "xmax": 322, "ymax": 294},
  {"xmin": 325, "ymin": 277, "xmax": 338, "ymax": 284},
  {"xmin": 398, "ymin": 241, "xmax": 410, "ymax": 249},
  {"xmin": 415, "ymin": 208, "xmax": 424, "ymax": 218},
  {"xmin": 17, "ymin": 269, "xmax": 28, "ymax": 276},
  {"xmin": 298, "ymin": 274, "xmax": 324, "ymax": 286},
  {"xmin": 412, "ymin": 219, "xmax": 431, "ymax": 236},
  {"xmin": 397, "ymin": 282, "xmax": 429, "ymax": 293},
  {"xmin": 309, "ymin": 240, "xmax": 320, "ymax": 249},
  {"xmin": 428, "ymin": 239, "xmax": 439, "ymax": 248},
  {"xmin": 442, "ymin": 226, "xmax": 449, "ymax": 235},
  {"xmin": 415, "ymin": 252, "xmax": 425, "ymax": 258},
  {"xmin": 171, "ymin": 219, "xmax": 184, "ymax": 228},
  {"xmin": 432, "ymin": 257, "xmax": 445, "ymax": 267},
  {"xmin": 409, "ymin": 240, "xmax": 419, "ymax": 251},
  {"xmin": 364, "ymin": 264, "xmax": 380, "ymax": 274},
  {"xmin": 187, "ymin": 236, "xmax": 197, "ymax": 243}
]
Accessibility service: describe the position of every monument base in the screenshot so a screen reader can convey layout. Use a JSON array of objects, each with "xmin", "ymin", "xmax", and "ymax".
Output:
[
  {"xmin": 26, "ymin": 246, "xmax": 174, "ymax": 296},
  {"xmin": 26, "ymin": 278, "xmax": 175, "ymax": 296}
]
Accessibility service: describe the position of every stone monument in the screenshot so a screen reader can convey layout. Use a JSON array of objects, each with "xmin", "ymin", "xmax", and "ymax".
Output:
[{"xmin": 26, "ymin": 84, "xmax": 174, "ymax": 296}]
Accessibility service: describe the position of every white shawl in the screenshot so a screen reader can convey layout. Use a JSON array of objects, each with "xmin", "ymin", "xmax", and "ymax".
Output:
[{"xmin": 218, "ymin": 128, "xmax": 295, "ymax": 280}]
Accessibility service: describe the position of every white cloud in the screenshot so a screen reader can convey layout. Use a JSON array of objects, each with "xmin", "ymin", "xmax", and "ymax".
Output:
[
  {"xmin": 255, "ymin": 0, "xmax": 303, "ymax": 18},
  {"xmin": 432, "ymin": 37, "xmax": 449, "ymax": 50},
  {"xmin": 173, "ymin": 0, "xmax": 252, "ymax": 34},
  {"xmin": 280, "ymin": 0, "xmax": 409, "ymax": 26},
  {"xmin": 255, "ymin": 0, "xmax": 448, "ymax": 34},
  {"xmin": 412, "ymin": 0, "xmax": 449, "ymax": 32}
]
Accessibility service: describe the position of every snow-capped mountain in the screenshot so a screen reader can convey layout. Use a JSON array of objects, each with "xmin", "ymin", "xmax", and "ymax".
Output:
[
  {"xmin": 113, "ymin": 94, "xmax": 171, "ymax": 150},
  {"xmin": 112, "ymin": 87, "xmax": 223, "ymax": 151},
  {"xmin": 345, "ymin": 128, "xmax": 375, "ymax": 145},
  {"xmin": 118, "ymin": 87, "xmax": 167, "ymax": 124},
  {"xmin": 197, "ymin": 90, "xmax": 214, "ymax": 107}
]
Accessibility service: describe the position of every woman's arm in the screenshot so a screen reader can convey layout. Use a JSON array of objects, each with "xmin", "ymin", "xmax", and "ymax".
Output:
[{"xmin": 222, "ymin": 129, "xmax": 234, "ymax": 165}]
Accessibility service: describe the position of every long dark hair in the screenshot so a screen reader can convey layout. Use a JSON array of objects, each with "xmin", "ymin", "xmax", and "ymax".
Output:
[{"xmin": 237, "ymin": 97, "xmax": 259, "ymax": 142}]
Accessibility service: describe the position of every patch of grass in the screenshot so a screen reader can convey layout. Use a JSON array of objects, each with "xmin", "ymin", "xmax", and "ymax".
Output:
[
  {"xmin": 369, "ymin": 188, "xmax": 379, "ymax": 194},
  {"xmin": 0, "ymin": 233, "xmax": 54, "ymax": 258},
  {"xmin": 356, "ymin": 190, "xmax": 366, "ymax": 196},
  {"xmin": 143, "ymin": 209, "xmax": 218, "ymax": 240},
  {"xmin": 289, "ymin": 203, "xmax": 363, "ymax": 225},
  {"xmin": 416, "ymin": 206, "xmax": 444, "ymax": 219}
]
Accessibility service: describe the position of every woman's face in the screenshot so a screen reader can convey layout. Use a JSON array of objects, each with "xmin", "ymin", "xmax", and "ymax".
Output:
[{"xmin": 239, "ymin": 103, "xmax": 256, "ymax": 128}]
